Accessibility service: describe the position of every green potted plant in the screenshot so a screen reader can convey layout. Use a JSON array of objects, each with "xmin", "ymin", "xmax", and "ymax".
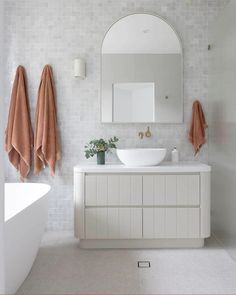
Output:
[{"xmin": 84, "ymin": 136, "xmax": 119, "ymax": 165}]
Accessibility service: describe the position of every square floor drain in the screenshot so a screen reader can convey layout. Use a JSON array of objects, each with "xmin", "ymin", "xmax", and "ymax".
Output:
[{"xmin": 137, "ymin": 261, "xmax": 151, "ymax": 268}]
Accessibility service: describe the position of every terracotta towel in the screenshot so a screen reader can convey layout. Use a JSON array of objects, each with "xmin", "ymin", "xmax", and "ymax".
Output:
[
  {"xmin": 188, "ymin": 100, "xmax": 208, "ymax": 154},
  {"xmin": 34, "ymin": 65, "xmax": 61, "ymax": 175},
  {"xmin": 5, "ymin": 65, "xmax": 33, "ymax": 179}
]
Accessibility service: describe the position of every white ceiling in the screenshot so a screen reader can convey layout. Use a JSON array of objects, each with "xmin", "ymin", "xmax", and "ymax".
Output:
[{"xmin": 102, "ymin": 14, "xmax": 182, "ymax": 54}]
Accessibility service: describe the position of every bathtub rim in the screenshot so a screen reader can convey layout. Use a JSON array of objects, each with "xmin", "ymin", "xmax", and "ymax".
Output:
[{"xmin": 4, "ymin": 183, "xmax": 51, "ymax": 222}]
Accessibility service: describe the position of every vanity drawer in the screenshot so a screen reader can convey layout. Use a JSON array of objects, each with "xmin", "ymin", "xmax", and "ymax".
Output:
[
  {"xmin": 85, "ymin": 208, "xmax": 142, "ymax": 239},
  {"xmin": 143, "ymin": 174, "xmax": 200, "ymax": 206},
  {"xmin": 143, "ymin": 208, "xmax": 200, "ymax": 238},
  {"xmin": 85, "ymin": 174, "xmax": 142, "ymax": 206}
]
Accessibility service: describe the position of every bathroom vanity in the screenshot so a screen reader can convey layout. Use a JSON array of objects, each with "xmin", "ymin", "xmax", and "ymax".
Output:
[{"xmin": 74, "ymin": 162, "xmax": 211, "ymax": 248}]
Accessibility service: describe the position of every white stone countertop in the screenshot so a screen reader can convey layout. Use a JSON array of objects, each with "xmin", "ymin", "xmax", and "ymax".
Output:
[{"xmin": 74, "ymin": 161, "xmax": 211, "ymax": 173}]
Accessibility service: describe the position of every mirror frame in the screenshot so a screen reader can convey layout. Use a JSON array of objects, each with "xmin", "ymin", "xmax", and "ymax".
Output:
[{"xmin": 100, "ymin": 12, "xmax": 184, "ymax": 124}]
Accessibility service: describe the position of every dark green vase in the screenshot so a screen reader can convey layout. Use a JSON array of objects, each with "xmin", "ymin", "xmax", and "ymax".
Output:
[{"xmin": 97, "ymin": 151, "xmax": 105, "ymax": 165}]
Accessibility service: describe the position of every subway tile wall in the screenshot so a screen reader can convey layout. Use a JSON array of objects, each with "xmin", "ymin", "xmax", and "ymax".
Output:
[{"xmin": 3, "ymin": 0, "xmax": 229, "ymax": 230}]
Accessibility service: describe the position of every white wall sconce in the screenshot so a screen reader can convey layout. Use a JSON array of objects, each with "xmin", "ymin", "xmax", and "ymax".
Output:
[{"xmin": 74, "ymin": 58, "xmax": 86, "ymax": 79}]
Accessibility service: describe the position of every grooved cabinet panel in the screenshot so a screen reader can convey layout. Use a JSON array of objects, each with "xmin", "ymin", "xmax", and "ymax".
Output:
[
  {"xmin": 165, "ymin": 208, "xmax": 177, "ymax": 237},
  {"xmin": 177, "ymin": 175, "xmax": 199, "ymax": 205},
  {"xmin": 96, "ymin": 208, "xmax": 108, "ymax": 239},
  {"xmin": 130, "ymin": 207, "xmax": 143, "ymax": 238},
  {"xmin": 119, "ymin": 208, "xmax": 130, "ymax": 238},
  {"xmin": 107, "ymin": 208, "xmax": 119, "ymax": 238},
  {"xmin": 85, "ymin": 208, "xmax": 142, "ymax": 239},
  {"xmin": 143, "ymin": 208, "xmax": 165, "ymax": 238},
  {"xmin": 166, "ymin": 176, "xmax": 177, "ymax": 205},
  {"xmin": 85, "ymin": 208, "xmax": 97, "ymax": 239},
  {"xmin": 119, "ymin": 176, "xmax": 130, "ymax": 205},
  {"xmin": 97, "ymin": 175, "xmax": 108, "ymax": 206},
  {"xmin": 177, "ymin": 208, "xmax": 188, "ymax": 238},
  {"xmin": 143, "ymin": 175, "xmax": 166, "ymax": 205},
  {"xmin": 143, "ymin": 208, "xmax": 200, "ymax": 238},
  {"xmin": 85, "ymin": 175, "xmax": 97, "ymax": 206},
  {"xmin": 85, "ymin": 175, "xmax": 142, "ymax": 206},
  {"xmin": 143, "ymin": 175, "xmax": 200, "ymax": 206},
  {"xmin": 119, "ymin": 175, "xmax": 142, "ymax": 206},
  {"xmin": 187, "ymin": 208, "xmax": 200, "ymax": 238},
  {"xmin": 107, "ymin": 176, "xmax": 120, "ymax": 205},
  {"xmin": 130, "ymin": 176, "xmax": 143, "ymax": 205},
  {"xmin": 177, "ymin": 208, "xmax": 200, "ymax": 238}
]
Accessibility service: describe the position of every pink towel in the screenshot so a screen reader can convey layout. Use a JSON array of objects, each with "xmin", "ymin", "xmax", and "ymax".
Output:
[
  {"xmin": 5, "ymin": 65, "xmax": 33, "ymax": 179},
  {"xmin": 189, "ymin": 100, "xmax": 208, "ymax": 154},
  {"xmin": 34, "ymin": 65, "xmax": 61, "ymax": 175}
]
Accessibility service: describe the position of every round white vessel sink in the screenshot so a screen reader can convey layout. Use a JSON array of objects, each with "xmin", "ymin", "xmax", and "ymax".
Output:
[{"xmin": 116, "ymin": 148, "xmax": 166, "ymax": 166}]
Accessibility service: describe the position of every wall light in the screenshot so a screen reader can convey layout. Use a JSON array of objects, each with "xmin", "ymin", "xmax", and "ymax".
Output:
[{"xmin": 74, "ymin": 58, "xmax": 86, "ymax": 79}]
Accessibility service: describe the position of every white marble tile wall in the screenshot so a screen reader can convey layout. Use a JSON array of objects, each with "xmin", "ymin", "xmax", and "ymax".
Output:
[{"xmin": 3, "ymin": 0, "xmax": 229, "ymax": 230}]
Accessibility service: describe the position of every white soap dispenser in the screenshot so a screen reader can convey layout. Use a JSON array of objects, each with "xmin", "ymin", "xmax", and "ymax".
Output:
[{"xmin": 171, "ymin": 147, "xmax": 179, "ymax": 163}]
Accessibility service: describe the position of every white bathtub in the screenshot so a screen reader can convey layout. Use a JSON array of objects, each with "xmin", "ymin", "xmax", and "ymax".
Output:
[{"xmin": 4, "ymin": 183, "xmax": 51, "ymax": 294}]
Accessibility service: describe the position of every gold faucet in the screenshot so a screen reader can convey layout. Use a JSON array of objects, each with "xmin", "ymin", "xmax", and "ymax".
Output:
[
  {"xmin": 145, "ymin": 126, "xmax": 152, "ymax": 138},
  {"xmin": 138, "ymin": 126, "xmax": 152, "ymax": 139},
  {"xmin": 138, "ymin": 131, "xmax": 144, "ymax": 139}
]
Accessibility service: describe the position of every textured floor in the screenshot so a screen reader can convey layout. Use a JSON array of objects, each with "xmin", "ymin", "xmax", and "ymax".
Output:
[{"xmin": 17, "ymin": 231, "xmax": 236, "ymax": 294}]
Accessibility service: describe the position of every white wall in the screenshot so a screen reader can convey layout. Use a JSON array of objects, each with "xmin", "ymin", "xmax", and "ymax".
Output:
[
  {"xmin": 3, "ymin": 0, "xmax": 228, "ymax": 230},
  {"xmin": 0, "ymin": 0, "xmax": 5, "ymax": 292},
  {"xmin": 209, "ymin": 0, "xmax": 236, "ymax": 260}
]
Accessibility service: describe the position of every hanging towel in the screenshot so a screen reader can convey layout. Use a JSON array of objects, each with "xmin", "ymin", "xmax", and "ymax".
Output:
[
  {"xmin": 34, "ymin": 64, "xmax": 61, "ymax": 175},
  {"xmin": 5, "ymin": 65, "xmax": 33, "ymax": 180},
  {"xmin": 188, "ymin": 100, "xmax": 208, "ymax": 154}
]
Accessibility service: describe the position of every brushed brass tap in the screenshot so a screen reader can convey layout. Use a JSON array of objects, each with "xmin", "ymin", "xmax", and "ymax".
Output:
[
  {"xmin": 138, "ymin": 131, "xmax": 144, "ymax": 139},
  {"xmin": 145, "ymin": 126, "xmax": 152, "ymax": 138},
  {"xmin": 138, "ymin": 126, "xmax": 152, "ymax": 139}
]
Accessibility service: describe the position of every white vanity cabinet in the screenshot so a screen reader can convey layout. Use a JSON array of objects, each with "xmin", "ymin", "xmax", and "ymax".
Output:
[{"xmin": 74, "ymin": 163, "xmax": 211, "ymax": 248}]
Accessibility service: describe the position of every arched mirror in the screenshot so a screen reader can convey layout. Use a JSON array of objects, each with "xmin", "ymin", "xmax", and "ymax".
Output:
[{"xmin": 101, "ymin": 13, "xmax": 183, "ymax": 123}]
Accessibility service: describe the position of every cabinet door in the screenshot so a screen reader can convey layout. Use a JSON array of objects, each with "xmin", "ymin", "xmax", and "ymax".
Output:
[
  {"xmin": 177, "ymin": 208, "xmax": 200, "ymax": 238},
  {"xmin": 85, "ymin": 175, "xmax": 142, "ymax": 206},
  {"xmin": 143, "ymin": 175, "xmax": 200, "ymax": 206},
  {"xmin": 85, "ymin": 208, "xmax": 142, "ymax": 239},
  {"xmin": 177, "ymin": 175, "xmax": 199, "ymax": 206},
  {"xmin": 143, "ymin": 208, "xmax": 200, "ymax": 238},
  {"xmin": 143, "ymin": 175, "xmax": 166, "ymax": 205},
  {"xmin": 85, "ymin": 175, "xmax": 109, "ymax": 206}
]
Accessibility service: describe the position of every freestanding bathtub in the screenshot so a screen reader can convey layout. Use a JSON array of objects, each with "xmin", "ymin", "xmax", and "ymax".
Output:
[{"xmin": 4, "ymin": 183, "xmax": 51, "ymax": 294}]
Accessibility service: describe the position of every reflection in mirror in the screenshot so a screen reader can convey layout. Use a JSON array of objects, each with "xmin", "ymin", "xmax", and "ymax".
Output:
[
  {"xmin": 101, "ymin": 13, "xmax": 183, "ymax": 123},
  {"xmin": 113, "ymin": 83, "xmax": 155, "ymax": 122}
]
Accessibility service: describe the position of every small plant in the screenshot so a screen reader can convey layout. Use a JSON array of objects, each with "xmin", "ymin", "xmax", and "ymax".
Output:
[{"xmin": 84, "ymin": 136, "xmax": 119, "ymax": 164}]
